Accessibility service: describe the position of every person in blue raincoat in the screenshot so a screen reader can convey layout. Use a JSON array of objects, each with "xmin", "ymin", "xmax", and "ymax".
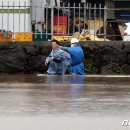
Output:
[
  {"xmin": 45, "ymin": 40, "xmax": 71, "ymax": 75},
  {"xmin": 59, "ymin": 38, "xmax": 85, "ymax": 75}
]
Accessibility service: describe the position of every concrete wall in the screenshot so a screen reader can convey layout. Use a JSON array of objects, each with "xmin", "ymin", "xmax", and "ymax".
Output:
[{"xmin": 0, "ymin": 41, "xmax": 130, "ymax": 74}]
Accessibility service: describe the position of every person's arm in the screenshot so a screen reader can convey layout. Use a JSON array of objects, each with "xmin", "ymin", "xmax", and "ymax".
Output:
[
  {"xmin": 49, "ymin": 55, "xmax": 62, "ymax": 63},
  {"xmin": 52, "ymin": 51, "xmax": 65, "ymax": 63},
  {"xmin": 53, "ymin": 58, "xmax": 62, "ymax": 63},
  {"xmin": 45, "ymin": 52, "xmax": 52, "ymax": 65},
  {"xmin": 59, "ymin": 46, "xmax": 68, "ymax": 51},
  {"xmin": 45, "ymin": 57, "xmax": 50, "ymax": 65}
]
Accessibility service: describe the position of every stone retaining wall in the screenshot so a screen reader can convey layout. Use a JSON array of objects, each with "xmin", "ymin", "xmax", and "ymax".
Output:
[{"xmin": 0, "ymin": 41, "xmax": 130, "ymax": 74}]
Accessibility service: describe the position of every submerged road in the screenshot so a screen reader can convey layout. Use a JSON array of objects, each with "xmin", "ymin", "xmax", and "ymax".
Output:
[{"xmin": 0, "ymin": 74, "xmax": 130, "ymax": 130}]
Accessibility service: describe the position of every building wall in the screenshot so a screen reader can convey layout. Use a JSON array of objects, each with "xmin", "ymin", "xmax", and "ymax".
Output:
[{"xmin": 0, "ymin": 0, "xmax": 31, "ymax": 32}]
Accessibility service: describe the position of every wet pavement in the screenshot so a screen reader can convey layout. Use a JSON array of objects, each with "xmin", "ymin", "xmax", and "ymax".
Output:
[{"xmin": 0, "ymin": 74, "xmax": 130, "ymax": 130}]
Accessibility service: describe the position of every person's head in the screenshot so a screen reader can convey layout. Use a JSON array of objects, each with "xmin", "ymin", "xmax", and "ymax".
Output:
[
  {"xmin": 52, "ymin": 39, "xmax": 60, "ymax": 50},
  {"xmin": 70, "ymin": 38, "xmax": 79, "ymax": 47}
]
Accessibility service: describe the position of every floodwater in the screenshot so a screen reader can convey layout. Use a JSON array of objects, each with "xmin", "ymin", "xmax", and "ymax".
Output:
[{"xmin": 0, "ymin": 74, "xmax": 130, "ymax": 130}]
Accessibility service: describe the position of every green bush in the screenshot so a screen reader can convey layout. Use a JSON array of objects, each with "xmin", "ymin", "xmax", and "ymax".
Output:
[
  {"xmin": 84, "ymin": 60, "xmax": 98, "ymax": 74},
  {"xmin": 111, "ymin": 62, "xmax": 124, "ymax": 74}
]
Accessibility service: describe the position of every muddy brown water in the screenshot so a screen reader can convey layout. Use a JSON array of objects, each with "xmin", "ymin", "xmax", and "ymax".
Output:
[{"xmin": 0, "ymin": 74, "xmax": 130, "ymax": 130}]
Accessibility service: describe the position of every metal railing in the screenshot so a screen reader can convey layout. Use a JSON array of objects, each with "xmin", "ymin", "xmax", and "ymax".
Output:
[
  {"xmin": 42, "ymin": 2, "xmax": 106, "ymax": 41},
  {"xmin": 0, "ymin": 1, "xmax": 130, "ymax": 42}
]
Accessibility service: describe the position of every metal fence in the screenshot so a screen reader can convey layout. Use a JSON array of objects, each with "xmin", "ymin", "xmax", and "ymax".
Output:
[
  {"xmin": 0, "ymin": 1, "xmax": 130, "ymax": 42},
  {"xmin": 34, "ymin": 2, "xmax": 107, "ymax": 41}
]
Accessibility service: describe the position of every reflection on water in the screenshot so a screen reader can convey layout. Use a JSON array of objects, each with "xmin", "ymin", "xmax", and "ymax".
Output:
[
  {"xmin": 0, "ymin": 74, "xmax": 130, "ymax": 118},
  {"xmin": 46, "ymin": 75, "xmax": 85, "ymax": 84}
]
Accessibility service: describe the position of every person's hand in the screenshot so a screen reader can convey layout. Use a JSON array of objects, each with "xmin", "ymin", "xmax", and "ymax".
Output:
[
  {"xmin": 59, "ymin": 46, "xmax": 62, "ymax": 48},
  {"xmin": 50, "ymin": 57, "xmax": 54, "ymax": 61},
  {"xmin": 45, "ymin": 62, "xmax": 48, "ymax": 66}
]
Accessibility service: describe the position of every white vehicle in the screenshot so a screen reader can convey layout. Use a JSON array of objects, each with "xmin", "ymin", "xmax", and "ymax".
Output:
[{"xmin": 124, "ymin": 22, "xmax": 130, "ymax": 41}]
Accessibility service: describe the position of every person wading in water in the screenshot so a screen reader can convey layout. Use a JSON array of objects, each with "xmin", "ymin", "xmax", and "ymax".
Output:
[
  {"xmin": 59, "ymin": 38, "xmax": 85, "ymax": 75},
  {"xmin": 45, "ymin": 40, "xmax": 71, "ymax": 75}
]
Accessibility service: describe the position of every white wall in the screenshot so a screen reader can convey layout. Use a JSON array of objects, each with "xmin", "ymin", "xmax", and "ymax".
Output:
[
  {"xmin": 0, "ymin": 0, "xmax": 31, "ymax": 32},
  {"xmin": 0, "ymin": 14, "xmax": 31, "ymax": 32},
  {"xmin": 0, "ymin": 0, "xmax": 61, "ymax": 32}
]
